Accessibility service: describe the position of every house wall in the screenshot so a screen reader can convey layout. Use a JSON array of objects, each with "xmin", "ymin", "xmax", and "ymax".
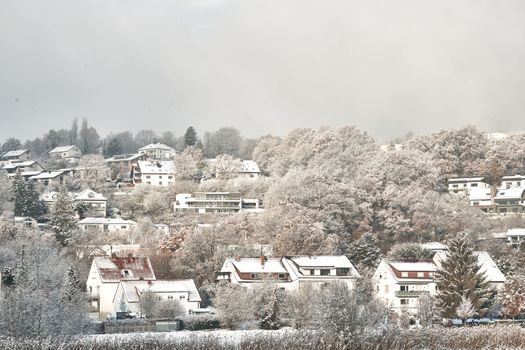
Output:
[
  {"xmin": 116, "ymin": 290, "xmax": 201, "ymax": 316},
  {"xmin": 142, "ymin": 173, "xmax": 174, "ymax": 186},
  {"xmin": 86, "ymin": 262, "xmax": 120, "ymax": 320}
]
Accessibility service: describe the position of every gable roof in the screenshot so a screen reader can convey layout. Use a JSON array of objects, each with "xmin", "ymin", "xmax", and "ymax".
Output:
[
  {"xmin": 49, "ymin": 145, "xmax": 78, "ymax": 154},
  {"xmin": 92, "ymin": 256, "xmax": 155, "ymax": 283},
  {"xmin": 448, "ymin": 177, "xmax": 489, "ymax": 183},
  {"xmin": 2, "ymin": 149, "xmax": 29, "ymax": 158},
  {"xmin": 495, "ymin": 187, "xmax": 525, "ymax": 200},
  {"xmin": 117, "ymin": 279, "xmax": 201, "ymax": 304},
  {"xmin": 288, "ymin": 255, "xmax": 354, "ymax": 269},
  {"xmin": 225, "ymin": 258, "xmax": 287, "ymax": 274},
  {"xmin": 389, "ymin": 262, "xmax": 437, "ymax": 272},
  {"xmin": 469, "ymin": 187, "xmax": 492, "ymax": 201},
  {"xmin": 78, "ymin": 217, "xmax": 135, "ymax": 225},
  {"xmin": 75, "ymin": 188, "xmax": 107, "ymax": 201},
  {"xmin": 507, "ymin": 228, "xmax": 525, "ymax": 237},
  {"xmin": 2, "ymin": 160, "xmax": 38, "ymax": 170},
  {"xmin": 105, "ymin": 153, "xmax": 144, "ymax": 163},
  {"xmin": 29, "ymin": 170, "xmax": 67, "ymax": 180},
  {"xmin": 138, "ymin": 143, "xmax": 175, "ymax": 152}
]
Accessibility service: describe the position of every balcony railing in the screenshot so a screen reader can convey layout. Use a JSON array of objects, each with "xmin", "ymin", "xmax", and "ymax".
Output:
[{"xmin": 395, "ymin": 290, "xmax": 426, "ymax": 298}]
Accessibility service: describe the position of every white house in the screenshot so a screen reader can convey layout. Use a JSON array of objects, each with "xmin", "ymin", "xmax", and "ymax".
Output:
[
  {"xmin": 448, "ymin": 177, "xmax": 491, "ymax": 194},
  {"xmin": 432, "ymin": 251, "xmax": 505, "ymax": 290},
  {"xmin": 29, "ymin": 170, "xmax": 72, "ymax": 187},
  {"xmin": 469, "ymin": 187, "xmax": 494, "ymax": 208},
  {"xmin": 174, "ymin": 192, "xmax": 263, "ymax": 214},
  {"xmin": 78, "ymin": 217, "xmax": 136, "ymax": 232},
  {"xmin": 113, "ymin": 279, "xmax": 202, "ymax": 316},
  {"xmin": 281, "ymin": 255, "xmax": 360, "ymax": 290},
  {"xmin": 138, "ymin": 143, "xmax": 176, "ymax": 160},
  {"xmin": 75, "ymin": 189, "xmax": 108, "ymax": 217},
  {"xmin": 506, "ymin": 228, "xmax": 525, "ymax": 249},
  {"xmin": 86, "ymin": 255, "xmax": 156, "ymax": 320},
  {"xmin": 3, "ymin": 160, "xmax": 43, "ymax": 175},
  {"xmin": 1, "ymin": 149, "xmax": 31, "ymax": 164},
  {"xmin": 500, "ymin": 175, "xmax": 525, "ymax": 189},
  {"xmin": 218, "ymin": 255, "xmax": 360, "ymax": 291},
  {"xmin": 131, "ymin": 160, "xmax": 175, "ymax": 186},
  {"xmin": 240, "ymin": 160, "xmax": 261, "ymax": 178},
  {"xmin": 49, "ymin": 145, "xmax": 82, "ymax": 163}
]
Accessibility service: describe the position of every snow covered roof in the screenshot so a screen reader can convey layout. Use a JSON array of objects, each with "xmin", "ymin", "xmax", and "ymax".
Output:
[
  {"xmin": 78, "ymin": 217, "xmax": 135, "ymax": 225},
  {"xmin": 501, "ymin": 175, "xmax": 525, "ymax": 181},
  {"xmin": 29, "ymin": 170, "xmax": 67, "ymax": 180},
  {"xmin": 469, "ymin": 187, "xmax": 492, "ymax": 201},
  {"xmin": 421, "ymin": 242, "xmax": 448, "ymax": 251},
  {"xmin": 138, "ymin": 143, "xmax": 175, "ymax": 151},
  {"xmin": 49, "ymin": 145, "xmax": 78, "ymax": 154},
  {"xmin": 389, "ymin": 262, "xmax": 437, "ymax": 272},
  {"xmin": 448, "ymin": 177, "xmax": 489, "ymax": 183},
  {"xmin": 93, "ymin": 256, "xmax": 155, "ymax": 283},
  {"xmin": 105, "ymin": 153, "xmax": 144, "ymax": 162},
  {"xmin": 2, "ymin": 149, "xmax": 29, "ymax": 158},
  {"xmin": 507, "ymin": 228, "xmax": 525, "ymax": 237},
  {"xmin": 137, "ymin": 160, "xmax": 175, "ymax": 174},
  {"xmin": 226, "ymin": 258, "xmax": 287, "ymax": 274},
  {"xmin": 75, "ymin": 189, "xmax": 107, "ymax": 201},
  {"xmin": 2, "ymin": 160, "xmax": 37, "ymax": 170},
  {"xmin": 476, "ymin": 252, "xmax": 506, "ymax": 283},
  {"xmin": 240, "ymin": 160, "xmax": 260, "ymax": 174},
  {"xmin": 118, "ymin": 279, "xmax": 201, "ymax": 303},
  {"xmin": 288, "ymin": 255, "xmax": 354, "ymax": 268},
  {"xmin": 495, "ymin": 187, "xmax": 525, "ymax": 200}
]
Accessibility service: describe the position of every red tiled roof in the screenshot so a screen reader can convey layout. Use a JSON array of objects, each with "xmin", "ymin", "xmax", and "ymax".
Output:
[{"xmin": 94, "ymin": 256, "xmax": 156, "ymax": 282}]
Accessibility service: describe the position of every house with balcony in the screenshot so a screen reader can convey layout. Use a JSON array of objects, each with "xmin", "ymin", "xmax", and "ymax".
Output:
[
  {"xmin": 105, "ymin": 153, "xmax": 146, "ymax": 180},
  {"xmin": 78, "ymin": 217, "xmax": 136, "ymax": 232},
  {"xmin": 217, "ymin": 256, "xmax": 291, "ymax": 289},
  {"xmin": 1, "ymin": 149, "xmax": 31, "ymax": 165},
  {"xmin": 505, "ymin": 228, "xmax": 525, "ymax": 249},
  {"xmin": 49, "ymin": 145, "xmax": 82, "ymax": 163},
  {"xmin": 281, "ymin": 255, "xmax": 360, "ymax": 290},
  {"xmin": 112, "ymin": 279, "xmax": 202, "ymax": 317},
  {"xmin": 131, "ymin": 160, "xmax": 175, "ymax": 187},
  {"xmin": 138, "ymin": 143, "xmax": 176, "ymax": 160},
  {"xmin": 174, "ymin": 192, "xmax": 263, "ymax": 214},
  {"xmin": 86, "ymin": 255, "xmax": 156, "ymax": 320},
  {"xmin": 500, "ymin": 175, "xmax": 525, "ymax": 189},
  {"xmin": 372, "ymin": 259, "xmax": 437, "ymax": 315},
  {"xmin": 448, "ymin": 177, "xmax": 491, "ymax": 194}
]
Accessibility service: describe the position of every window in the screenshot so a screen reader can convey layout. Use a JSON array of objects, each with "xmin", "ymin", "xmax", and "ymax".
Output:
[
  {"xmin": 159, "ymin": 176, "xmax": 163, "ymax": 179},
  {"xmin": 159, "ymin": 182, "xmax": 163, "ymax": 185},
  {"xmin": 400, "ymin": 299, "xmax": 409, "ymax": 305},
  {"xmin": 400, "ymin": 285, "xmax": 408, "ymax": 291},
  {"xmin": 417, "ymin": 272, "xmax": 424, "ymax": 278},
  {"xmin": 146, "ymin": 175, "xmax": 151, "ymax": 179},
  {"xmin": 250, "ymin": 273, "xmax": 259, "ymax": 279},
  {"xmin": 473, "ymin": 202, "xmax": 480, "ymax": 206},
  {"xmin": 278, "ymin": 273, "xmax": 286, "ymax": 279},
  {"xmin": 168, "ymin": 296, "xmax": 173, "ymax": 301},
  {"xmin": 179, "ymin": 295, "xmax": 186, "ymax": 300},
  {"xmin": 121, "ymin": 225, "xmax": 127, "ymax": 229},
  {"xmin": 168, "ymin": 176, "xmax": 173, "ymax": 179},
  {"xmin": 336, "ymin": 268, "xmax": 350, "ymax": 276},
  {"xmin": 123, "ymin": 270, "xmax": 130, "ymax": 278},
  {"xmin": 309, "ymin": 269, "xmax": 315, "ymax": 275},
  {"xmin": 401, "ymin": 272, "xmax": 408, "ymax": 277},
  {"xmin": 320, "ymin": 269, "xmax": 330, "ymax": 276},
  {"xmin": 471, "ymin": 183, "xmax": 478, "ymax": 187},
  {"xmin": 452, "ymin": 184, "xmax": 458, "ymax": 188}
]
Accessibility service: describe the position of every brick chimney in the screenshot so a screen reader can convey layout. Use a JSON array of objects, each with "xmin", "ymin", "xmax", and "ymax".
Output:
[
  {"xmin": 235, "ymin": 255, "xmax": 241, "ymax": 262},
  {"xmin": 260, "ymin": 255, "xmax": 266, "ymax": 266}
]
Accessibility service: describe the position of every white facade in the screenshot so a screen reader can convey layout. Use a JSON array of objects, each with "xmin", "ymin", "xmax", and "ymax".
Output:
[
  {"xmin": 138, "ymin": 143, "xmax": 176, "ymax": 160},
  {"xmin": 239, "ymin": 160, "xmax": 261, "ymax": 178},
  {"xmin": 218, "ymin": 255, "xmax": 360, "ymax": 292},
  {"xmin": 86, "ymin": 256, "xmax": 156, "ymax": 320},
  {"xmin": 78, "ymin": 217, "xmax": 136, "ymax": 232},
  {"xmin": 448, "ymin": 177, "xmax": 490, "ymax": 194},
  {"xmin": 501, "ymin": 175, "xmax": 525, "ymax": 189},
  {"xmin": 372, "ymin": 259, "xmax": 437, "ymax": 315},
  {"xmin": 1, "ymin": 149, "xmax": 31, "ymax": 164},
  {"xmin": 113, "ymin": 279, "xmax": 202, "ymax": 316},
  {"xmin": 75, "ymin": 189, "xmax": 108, "ymax": 217},
  {"xmin": 174, "ymin": 192, "xmax": 263, "ymax": 214},
  {"xmin": 29, "ymin": 170, "xmax": 72, "ymax": 187},
  {"xmin": 506, "ymin": 228, "xmax": 525, "ymax": 249},
  {"xmin": 132, "ymin": 160, "xmax": 175, "ymax": 186},
  {"xmin": 49, "ymin": 145, "xmax": 82, "ymax": 162}
]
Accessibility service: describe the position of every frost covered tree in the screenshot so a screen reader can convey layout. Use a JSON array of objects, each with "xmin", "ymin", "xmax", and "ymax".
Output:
[
  {"xmin": 417, "ymin": 293, "xmax": 439, "ymax": 328},
  {"xmin": 347, "ymin": 232, "xmax": 381, "ymax": 269},
  {"xmin": 140, "ymin": 291, "xmax": 185, "ymax": 319},
  {"xmin": 49, "ymin": 186, "xmax": 77, "ymax": 246},
  {"xmin": 436, "ymin": 234, "xmax": 492, "ymax": 318},
  {"xmin": 496, "ymin": 276, "xmax": 525, "ymax": 319},
  {"xmin": 387, "ymin": 243, "xmax": 433, "ymax": 262},
  {"xmin": 456, "ymin": 296, "xmax": 476, "ymax": 325},
  {"xmin": 212, "ymin": 282, "xmax": 257, "ymax": 329},
  {"xmin": 214, "ymin": 154, "xmax": 242, "ymax": 180},
  {"xmin": 62, "ymin": 265, "xmax": 82, "ymax": 303},
  {"xmin": 10, "ymin": 175, "xmax": 46, "ymax": 219}
]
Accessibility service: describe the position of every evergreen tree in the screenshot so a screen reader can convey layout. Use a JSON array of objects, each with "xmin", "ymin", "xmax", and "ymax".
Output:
[
  {"xmin": 347, "ymin": 233, "xmax": 381, "ymax": 269},
  {"xmin": 68, "ymin": 118, "xmax": 78, "ymax": 145},
  {"xmin": 1, "ymin": 267, "xmax": 15, "ymax": 288},
  {"xmin": 62, "ymin": 266, "xmax": 82, "ymax": 303},
  {"xmin": 436, "ymin": 234, "xmax": 492, "ymax": 318},
  {"xmin": 49, "ymin": 186, "xmax": 77, "ymax": 246},
  {"xmin": 184, "ymin": 126, "xmax": 197, "ymax": 147},
  {"xmin": 10, "ymin": 175, "xmax": 46, "ymax": 218},
  {"xmin": 79, "ymin": 118, "xmax": 89, "ymax": 154}
]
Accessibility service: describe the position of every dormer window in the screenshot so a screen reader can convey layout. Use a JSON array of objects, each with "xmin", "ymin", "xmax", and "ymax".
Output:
[
  {"xmin": 123, "ymin": 270, "xmax": 130, "ymax": 278},
  {"xmin": 88, "ymin": 192, "xmax": 95, "ymax": 199}
]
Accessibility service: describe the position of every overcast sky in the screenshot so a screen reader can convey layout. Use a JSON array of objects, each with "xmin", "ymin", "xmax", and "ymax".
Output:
[{"xmin": 1, "ymin": 0, "xmax": 524, "ymax": 143}]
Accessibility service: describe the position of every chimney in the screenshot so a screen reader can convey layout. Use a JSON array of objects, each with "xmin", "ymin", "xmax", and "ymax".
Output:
[
  {"xmin": 260, "ymin": 255, "xmax": 266, "ymax": 266},
  {"xmin": 111, "ymin": 252, "xmax": 117, "ymax": 259},
  {"xmin": 235, "ymin": 255, "xmax": 241, "ymax": 262}
]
